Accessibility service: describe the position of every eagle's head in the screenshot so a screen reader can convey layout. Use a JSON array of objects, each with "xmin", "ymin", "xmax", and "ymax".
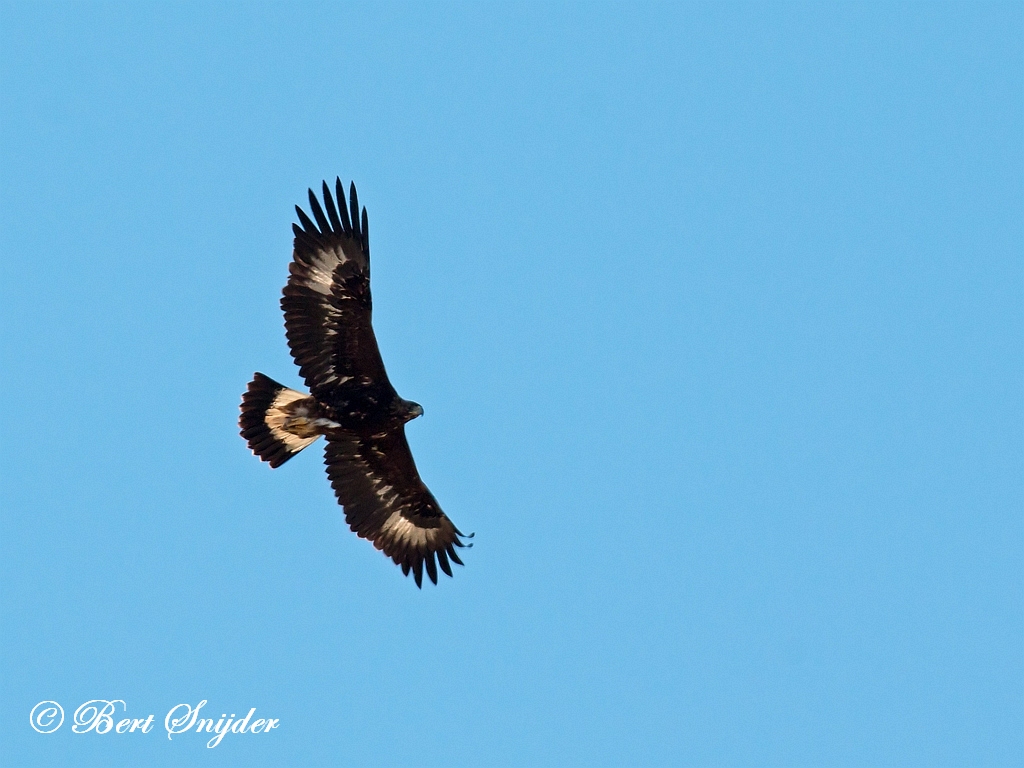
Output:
[{"xmin": 398, "ymin": 399, "xmax": 424, "ymax": 423}]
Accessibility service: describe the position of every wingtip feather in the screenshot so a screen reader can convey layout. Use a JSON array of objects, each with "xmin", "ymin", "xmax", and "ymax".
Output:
[
  {"xmin": 294, "ymin": 205, "xmax": 318, "ymax": 235},
  {"xmin": 321, "ymin": 181, "xmax": 342, "ymax": 232},
  {"xmin": 447, "ymin": 544, "xmax": 464, "ymax": 566},
  {"xmin": 413, "ymin": 559, "xmax": 423, "ymax": 588},
  {"xmin": 307, "ymin": 188, "xmax": 331, "ymax": 232},
  {"xmin": 437, "ymin": 549, "xmax": 453, "ymax": 577},
  {"xmin": 336, "ymin": 177, "xmax": 352, "ymax": 232},
  {"xmin": 349, "ymin": 182, "xmax": 360, "ymax": 236}
]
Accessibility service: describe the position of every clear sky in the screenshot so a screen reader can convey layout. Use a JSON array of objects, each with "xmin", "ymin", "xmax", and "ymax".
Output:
[{"xmin": 1, "ymin": 2, "xmax": 1021, "ymax": 766}]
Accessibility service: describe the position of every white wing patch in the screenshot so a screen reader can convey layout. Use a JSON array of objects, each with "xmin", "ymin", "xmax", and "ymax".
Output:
[
  {"xmin": 380, "ymin": 510, "xmax": 434, "ymax": 547},
  {"xmin": 292, "ymin": 245, "xmax": 349, "ymax": 295}
]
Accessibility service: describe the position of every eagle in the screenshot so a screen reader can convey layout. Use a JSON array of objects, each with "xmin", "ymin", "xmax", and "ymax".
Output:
[{"xmin": 239, "ymin": 179, "xmax": 470, "ymax": 587}]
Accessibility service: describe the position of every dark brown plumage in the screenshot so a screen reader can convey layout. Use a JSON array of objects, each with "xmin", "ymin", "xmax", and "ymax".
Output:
[{"xmin": 239, "ymin": 179, "xmax": 470, "ymax": 587}]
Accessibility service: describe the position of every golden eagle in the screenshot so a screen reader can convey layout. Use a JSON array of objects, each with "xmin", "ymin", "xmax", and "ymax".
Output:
[{"xmin": 239, "ymin": 179, "xmax": 470, "ymax": 587}]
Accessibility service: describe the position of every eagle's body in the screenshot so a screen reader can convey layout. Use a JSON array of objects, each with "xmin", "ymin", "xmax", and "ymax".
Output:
[{"xmin": 239, "ymin": 179, "xmax": 469, "ymax": 587}]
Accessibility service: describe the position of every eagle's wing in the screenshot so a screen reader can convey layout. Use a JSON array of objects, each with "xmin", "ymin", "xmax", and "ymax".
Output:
[
  {"xmin": 324, "ymin": 429, "xmax": 470, "ymax": 587},
  {"xmin": 282, "ymin": 179, "xmax": 393, "ymax": 399}
]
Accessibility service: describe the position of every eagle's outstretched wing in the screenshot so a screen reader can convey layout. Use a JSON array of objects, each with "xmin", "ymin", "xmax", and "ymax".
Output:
[
  {"xmin": 324, "ymin": 430, "xmax": 471, "ymax": 587},
  {"xmin": 282, "ymin": 179, "xmax": 393, "ymax": 399}
]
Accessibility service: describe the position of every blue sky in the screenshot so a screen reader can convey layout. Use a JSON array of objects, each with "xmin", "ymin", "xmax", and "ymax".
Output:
[{"xmin": 1, "ymin": 2, "xmax": 1021, "ymax": 766}]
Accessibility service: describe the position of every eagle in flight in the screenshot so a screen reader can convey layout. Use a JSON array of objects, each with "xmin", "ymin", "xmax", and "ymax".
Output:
[{"xmin": 239, "ymin": 179, "xmax": 470, "ymax": 587}]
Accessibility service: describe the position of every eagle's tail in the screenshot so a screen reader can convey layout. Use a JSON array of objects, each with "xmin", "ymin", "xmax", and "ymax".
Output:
[{"xmin": 239, "ymin": 372, "xmax": 321, "ymax": 468}]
